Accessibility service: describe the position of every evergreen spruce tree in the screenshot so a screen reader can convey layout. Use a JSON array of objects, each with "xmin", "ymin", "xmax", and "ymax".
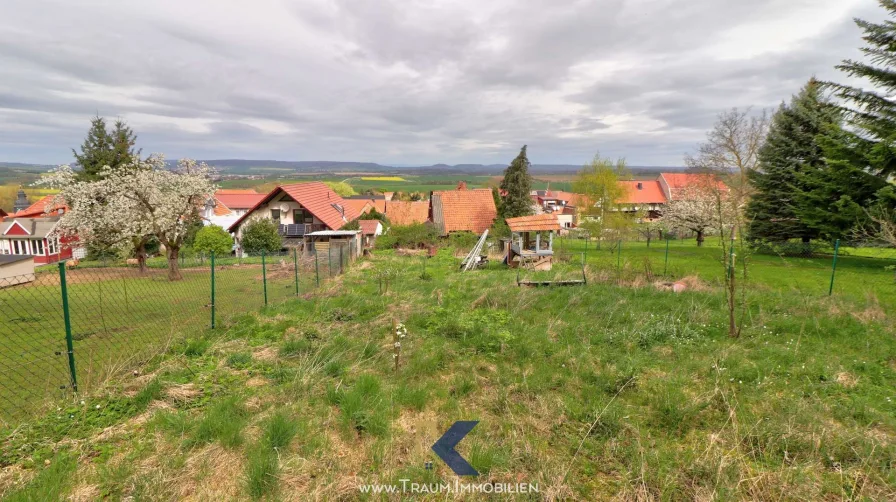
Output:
[
  {"xmin": 72, "ymin": 116, "xmax": 140, "ymax": 180},
  {"xmin": 746, "ymin": 79, "xmax": 839, "ymax": 244},
  {"xmin": 798, "ymin": 0, "xmax": 896, "ymax": 239},
  {"xmin": 499, "ymin": 145, "xmax": 534, "ymax": 218}
]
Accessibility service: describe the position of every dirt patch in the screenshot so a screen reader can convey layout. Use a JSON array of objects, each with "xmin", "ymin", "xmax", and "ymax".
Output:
[
  {"xmin": 68, "ymin": 483, "xmax": 100, "ymax": 502},
  {"xmin": 0, "ymin": 464, "xmax": 33, "ymax": 496},
  {"xmin": 180, "ymin": 445, "xmax": 244, "ymax": 500},
  {"xmin": 253, "ymin": 346, "xmax": 279, "ymax": 362},
  {"xmin": 165, "ymin": 383, "xmax": 201, "ymax": 404},
  {"xmin": 835, "ymin": 372, "xmax": 858, "ymax": 388},
  {"xmin": 851, "ymin": 303, "xmax": 887, "ymax": 324},
  {"xmin": 246, "ymin": 376, "xmax": 267, "ymax": 388}
]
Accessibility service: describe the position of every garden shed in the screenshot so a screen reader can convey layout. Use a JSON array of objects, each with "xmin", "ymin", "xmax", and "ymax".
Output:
[{"xmin": 505, "ymin": 214, "xmax": 561, "ymax": 271}]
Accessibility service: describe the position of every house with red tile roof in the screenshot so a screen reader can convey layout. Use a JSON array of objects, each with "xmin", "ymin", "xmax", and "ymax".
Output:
[
  {"xmin": 12, "ymin": 194, "xmax": 68, "ymax": 219},
  {"xmin": 228, "ymin": 182, "xmax": 360, "ymax": 254},
  {"xmin": 0, "ymin": 216, "xmax": 74, "ymax": 264},
  {"xmin": 358, "ymin": 220, "xmax": 383, "ymax": 248},
  {"xmin": 430, "ymin": 188, "xmax": 497, "ymax": 236},
  {"xmin": 658, "ymin": 173, "xmax": 727, "ymax": 201},
  {"xmin": 202, "ymin": 189, "xmax": 267, "ymax": 229},
  {"xmin": 616, "ymin": 180, "xmax": 667, "ymax": 218}
]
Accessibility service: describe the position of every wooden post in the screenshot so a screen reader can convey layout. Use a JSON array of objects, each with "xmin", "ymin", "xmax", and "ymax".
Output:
[{"xmin": 535, "ymin": 233, "xmax": 541, "ymax": 253}]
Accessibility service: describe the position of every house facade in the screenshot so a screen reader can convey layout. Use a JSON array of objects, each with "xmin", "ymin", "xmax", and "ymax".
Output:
[
  {"xmin": 228, "ymin": 182, "xmax": 360, "ymax": 254},
  {"xmin": 617, "ymin": 180, "xmax": 667, "ymax": 218},
  {"xmin": 0, "ymin": 217, "xmax": 74, "ymax": 264}
]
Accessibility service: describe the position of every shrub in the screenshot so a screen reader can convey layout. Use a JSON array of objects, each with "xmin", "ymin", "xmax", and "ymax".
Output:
[
  {"xmin": 193, "ymin": 224, "xmax": 234, "ymax": 257},
  {"xmin": 241, "ymin": 218, "xmax": 282, "ymax": 255},
  {"xmin": 375, "ymin": 223, "xmax": 439, "ymax": 250}
]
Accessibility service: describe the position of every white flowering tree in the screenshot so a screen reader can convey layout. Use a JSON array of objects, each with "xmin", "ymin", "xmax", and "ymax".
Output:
[{"xmin": 42, "ymin": 155, "xmax": 216, "ymax": 280}]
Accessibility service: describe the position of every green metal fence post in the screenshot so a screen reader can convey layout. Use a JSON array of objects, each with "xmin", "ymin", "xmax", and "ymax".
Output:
[
  {"xmin": 293, "ymin": 248, "xmax": 300, "ymax": 296},
  {"xmin": 59, "ymin": 262, "xmax": 78, "ymax": 392},
  {"xmin": 315, "ymin": 250, "xmax": 320, "ymax": 287},
  {"xmin": 663, "ymin": 238, "xmax": 670, "ymax": 276},
  {"xmin": 262, "ymin": 250, "xmax": 268, "ymax": 306},
  {"xmin": 829, "ymin": 239, "xmax": 840, "ymax": 296},
  {"xmin": 616, "ymin": 239, "xmax": 622, "ymax": 277},
  {"xmin": 210, "ymin": 252, "xmax": 216, "ymax": 329}
]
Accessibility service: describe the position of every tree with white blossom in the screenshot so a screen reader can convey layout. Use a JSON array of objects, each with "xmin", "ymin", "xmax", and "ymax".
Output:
[
  {"xmin": 42, "ymin": 155, "xmax": 217, "ymax": 280},
  {"xmin": 661, "ymin": 181, "xmax": 731, "ymax": 247}
]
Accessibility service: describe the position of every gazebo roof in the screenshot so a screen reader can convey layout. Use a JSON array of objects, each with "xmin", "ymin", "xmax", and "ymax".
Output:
[{"xmin": 506, "ymin": 214, "xmax": 561, "ymax": 232}]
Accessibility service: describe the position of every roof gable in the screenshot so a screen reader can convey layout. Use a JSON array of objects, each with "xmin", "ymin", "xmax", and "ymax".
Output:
[
  {"xmin": 228, "ymin": 182, "xmax": 358, "ymax": 232},
  {"xmin": 506, "ymin": 214, "xmax": 561, "ymax": 232},
  {"xmin": 358, "ymin": 220, "xmax": 381, "ymax": 235},
  {"xmin": 4, "ymin": 220, "xmax": 30, "ymax": 236},
  {"xmin": 617, "ymin": 180, "xmax": 667, "ymax": 204}
]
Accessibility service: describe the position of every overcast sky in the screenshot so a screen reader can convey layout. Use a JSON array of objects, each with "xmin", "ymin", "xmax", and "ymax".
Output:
[{"xmin": 0, "ymin": 0, "xmax": 885, "ymax": 167}]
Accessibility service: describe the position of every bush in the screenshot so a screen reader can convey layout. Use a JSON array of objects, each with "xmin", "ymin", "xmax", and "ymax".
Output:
[
  {"xmin": 193, "ymin": 225, "xmax": 234, "ymax": 257},
  {"xmin": 241, "ymin": 218, "xmax": 282, "ymax": 255},
  {"xmin": 375, "ymin": 223, "xmax": 439, "ymax": 249}
]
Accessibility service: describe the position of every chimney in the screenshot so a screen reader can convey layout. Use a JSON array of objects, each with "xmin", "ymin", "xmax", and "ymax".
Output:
[
  {"xmin": 636, "ymin": 182, "xmax": 643, "ymax": 190},
  {"xmin": 456, "ymin": 181, "xmax": 467, "ymax": 190}
]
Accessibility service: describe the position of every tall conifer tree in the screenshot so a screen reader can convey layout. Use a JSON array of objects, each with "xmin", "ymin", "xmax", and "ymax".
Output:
[{"xmin": 499, "ymin": 146, "xmax": 534, "ymax": 218}]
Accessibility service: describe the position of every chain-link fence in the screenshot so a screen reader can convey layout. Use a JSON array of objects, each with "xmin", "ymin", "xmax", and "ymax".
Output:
[
  {"xmin": 0, "ymin": 246, "xmax": 356, "ymax": 427},
  {"xmin": 551, "ymin": 234, "xmax": 896, "ymax": 303}
]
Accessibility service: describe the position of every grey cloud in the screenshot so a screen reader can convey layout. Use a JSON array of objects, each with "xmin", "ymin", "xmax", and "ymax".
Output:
[{"xmin": 0, "ymin": 0, "xmax": 886, "ymax": 165}]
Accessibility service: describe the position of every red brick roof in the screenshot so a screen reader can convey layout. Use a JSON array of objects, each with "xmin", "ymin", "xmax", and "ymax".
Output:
[
  {"xmin": 227, "ymin": 182, "xmax": 358, "ymax": 232},
  {"xmin": 660, "ymin": 173, "xmax": 727, "ymax": 201},
  {"xmin": 431, "ymin": 189, "xmax": 497, "ymax": 234},
  {"xmin": 617, "ymin": 180, "xmax": 667, "ymax": 204},
  {"xmin": 343, "ymin": 199, "xmax": 374, "ymax": 216},
  {"xmin": 14, "ymin": 195, "xmax": 67, "ymax": 218},
  {"xmin": 215, "ymin": 190, "xmax": 265, "ymax": 210},
  {"xmin": 506, "ymin": 213, "xmax": 561, "ymax": 232},
  {"xmin": 359, "ymin": 220, "xmax": 381, "ymax": 235},
  {"xmin": 384, "ymin": 201, "xmax": 429, "ymax": 226}
]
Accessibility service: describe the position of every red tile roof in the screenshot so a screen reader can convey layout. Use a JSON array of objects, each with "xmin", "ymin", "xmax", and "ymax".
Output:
[
  {"xmin": 14, "ymin": 195, "xmax": 67, "ymax": 218},
  {"xmin": 227, "ymin": 182, "xmax": 358, "ymax": 232},
  {"xmin": 214, "ymin": 190, "xmax": 265, "ymax": 210},
  {"xmin": 359, "ymin": 220, "xmax": 381, "ymax": 235},
  {"xmin": 431, "ymin": 189, "xmax": 497, "ymax": 234},
  {"xmin": 342, "ymin": 199, "xmax": 374, "ymax": 216},
  {"xmin": 506, "ymin": 214, "xmax": 561, "ymax": 232},
  {"xmin": 660, "ymin": 173, "xmax": 727, "ymax": 201},
  {"xmin": 617, "ymin": 180, "xmax": 667, "ymax": 204},
  {"xmin": 384, "ymin": 201, "xmax": 429, "ymax": 226}
]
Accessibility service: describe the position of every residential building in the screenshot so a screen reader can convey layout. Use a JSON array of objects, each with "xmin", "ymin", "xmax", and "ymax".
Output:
[
  {"xmin": 203, "ymin": 189, "xmax": 266, "ymax": 229},
  {"xmin": 430, "ymin": 188, "xmax": 497, "ymax": 236},
  {"xmin": 658, "ymin": 172, "xmax": 728, "ymax": 201},
  {"xmin": 358, "ymin": 220, "xmax": 383, "ymax": 248},
  {"xmin": 228, "ymin": 182, "xmax": 360, "ymax": 254},
  {"xmin": 0, "ymin": 217, "xmax": 73, "ymax": 264},
  {"xmin": 617, "ymin": 180, "xmax": 667, "ymax": 218}
]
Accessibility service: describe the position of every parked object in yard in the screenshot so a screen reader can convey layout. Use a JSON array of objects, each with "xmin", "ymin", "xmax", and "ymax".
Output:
[
  {"xmin": 505, "ymin": 214, "xmax": 561, "ymax": 271},
  {"xmin": 460, "ymin": 230, "xmax": 489, "ymax": 271}
]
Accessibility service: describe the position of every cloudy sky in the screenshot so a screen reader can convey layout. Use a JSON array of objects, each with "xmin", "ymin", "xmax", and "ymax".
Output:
[{"xmin": 0, "ymin": 0, "xmax": 884, "ymax": 166}]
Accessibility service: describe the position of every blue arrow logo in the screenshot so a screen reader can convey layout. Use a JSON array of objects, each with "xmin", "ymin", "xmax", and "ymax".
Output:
[{"xmin": 431, "ymin": 421, "xmax": 479, "ymax": 476}]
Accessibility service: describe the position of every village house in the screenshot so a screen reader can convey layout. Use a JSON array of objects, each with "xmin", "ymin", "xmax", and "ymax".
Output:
[
  {"xmin": 658, "ymin": 172, "xmax": 728, "ymax": 201},
  {"xmin": 429, "ymin": 187, "xmax": 497, "ymax": 236},
  {"xmin": 358, "ymin": 220, "xmax": 383, "ymax": 249},
  {"xmin": 203, "ymin": 189, "xmax": 266, "ymax": 229},
  {"xmin": 616, "ymin": 180, "xmax": 667, "ymax": 219},
  {"xmin": 0, "ymin": 217, "xmax": 74, "ymax": 264},
  {"xmin": 228, "ymin": 182, "xmax": 360, "ymax": 255},
  {"xmin": 384, "ymin": 200, "xmax": 430, "ymax": 226}
]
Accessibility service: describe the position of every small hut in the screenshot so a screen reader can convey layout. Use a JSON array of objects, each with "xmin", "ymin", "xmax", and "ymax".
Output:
[{"xmin": 505, "ymin": 214, "xmax": 561, "ymax": 270}]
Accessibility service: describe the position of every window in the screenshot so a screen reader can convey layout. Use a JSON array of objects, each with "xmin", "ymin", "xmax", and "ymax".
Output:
[
  {"xmin": 271, "ymin": 209, "xmax": 280, "ymax": 221},
  {"xmin": 294, "ymin": 209, "xmax": 313, "ymax": 224},
  {"xmin": 33, "ymin": 239, "xmax": 44, "ymax": 255},
  {"xmin": 13, "ymin": 240, "xmax": 26, "ymax": 254},
  {"xmin": 48, "ymin": 238, "xmax": 57, "ymax": 255}
]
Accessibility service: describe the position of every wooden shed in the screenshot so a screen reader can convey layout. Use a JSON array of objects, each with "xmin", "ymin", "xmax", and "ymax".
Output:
[{"xmin": 505, "ymin": 214, "xmax": 561, "ymax": 271}]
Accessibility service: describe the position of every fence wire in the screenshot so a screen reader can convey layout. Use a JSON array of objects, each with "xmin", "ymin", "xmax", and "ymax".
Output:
[{"xmin": 0, "ymin": 247, "xmax": 354, "ymax": 426}]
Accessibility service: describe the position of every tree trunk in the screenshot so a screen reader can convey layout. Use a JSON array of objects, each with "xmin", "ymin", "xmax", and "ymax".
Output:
[
  {"xmin": 167, "ymin": 246, "xmax": 182, "ymax": 281},
  {"xmin": 646, "ymin": 232, "xmax": 651, "ymax": 248},
  {"xmin": 801, "ymin": 236, "xmax": 811, "ymax": 257},
  {"xmin": 136, "ymin": 241, "xmax": 148, "ymax": 274},
  {"xmin": 696, "ymin": 230, "xmax": 705, "ymax": 247}
]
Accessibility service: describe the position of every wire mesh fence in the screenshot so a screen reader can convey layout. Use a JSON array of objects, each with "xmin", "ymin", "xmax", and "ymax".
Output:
[{"xmin": 0, "ymin": 246, "xmax": 356, "ymax": 427}]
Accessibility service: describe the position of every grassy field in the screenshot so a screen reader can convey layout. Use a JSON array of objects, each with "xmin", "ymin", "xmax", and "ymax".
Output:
[
  {"xmin": 217, "ymin": 174, "xmax": 573, "ymax": 195},
  {"xmin": 1, "ymin": 242, "xmax": 894, "ymax": 500},
  {"xmin": 0, "ymin": 253, "xmax": 339, "ymax": 425}
]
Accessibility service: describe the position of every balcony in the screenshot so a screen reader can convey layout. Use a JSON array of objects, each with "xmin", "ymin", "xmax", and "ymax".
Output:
[{"xmin": 278, "ymin": 223, "xmax": 326, "ymax": 237}]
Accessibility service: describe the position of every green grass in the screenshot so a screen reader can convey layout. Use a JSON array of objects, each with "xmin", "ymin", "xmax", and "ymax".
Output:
[{"xmin": 1, "ymin": 245, "xmax": 895, "ymax": 499}]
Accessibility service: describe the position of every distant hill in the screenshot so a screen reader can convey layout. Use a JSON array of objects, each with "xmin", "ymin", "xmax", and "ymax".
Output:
[{"xmin": 1, "ymin": 159, "xmax": 686, "ymax": 177}]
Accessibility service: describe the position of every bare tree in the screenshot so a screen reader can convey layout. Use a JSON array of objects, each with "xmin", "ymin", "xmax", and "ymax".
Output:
[{"xmin": 684, "ymin": 108, "xmax": 769, "ymax": 338}]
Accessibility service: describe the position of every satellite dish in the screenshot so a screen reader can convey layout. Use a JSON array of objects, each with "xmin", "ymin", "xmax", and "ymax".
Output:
[{"xmin": 279, "ymin": 202, "xmax": 291, "ymax": 213}]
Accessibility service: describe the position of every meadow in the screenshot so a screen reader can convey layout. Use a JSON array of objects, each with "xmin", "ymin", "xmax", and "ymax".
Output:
[{"xmin": 1, "ymin": 240, "xmax": 894, "ymax": 500}]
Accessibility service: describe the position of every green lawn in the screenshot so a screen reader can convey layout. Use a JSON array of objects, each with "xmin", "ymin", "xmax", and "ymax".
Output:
[{"xmin": 1, "ymin": 246, "xmax": 894, "ymax": 499}]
